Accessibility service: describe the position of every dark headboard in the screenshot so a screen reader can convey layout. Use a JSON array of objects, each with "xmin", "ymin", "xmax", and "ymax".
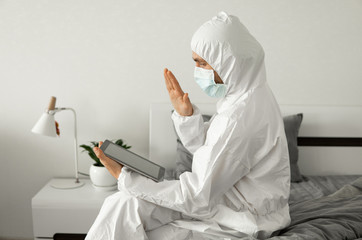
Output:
[{"xmin": 298, "ymin": 137, "xmax": 362, "ymax": 147}]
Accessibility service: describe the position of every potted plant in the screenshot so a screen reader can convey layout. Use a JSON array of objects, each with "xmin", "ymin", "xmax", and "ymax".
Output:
[{"xmin": 80, "ymin": 139, "xmax": 131, "ymax": 190}]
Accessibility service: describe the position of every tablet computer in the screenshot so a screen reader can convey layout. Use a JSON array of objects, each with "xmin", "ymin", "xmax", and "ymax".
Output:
[{"xmin": 100, "ymin": 140, "xmax": 165, "ymax": 182}]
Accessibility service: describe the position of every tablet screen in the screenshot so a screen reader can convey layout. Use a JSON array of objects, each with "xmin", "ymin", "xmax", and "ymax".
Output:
[{"xmin": 104, "ymin": 143, "xmax": 161, "ymax": 179}]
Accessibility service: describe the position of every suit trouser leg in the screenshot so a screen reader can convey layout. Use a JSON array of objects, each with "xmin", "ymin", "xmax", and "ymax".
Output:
[{"xmin": 85, "ymin": 189, "xmax": 185, "ymax": 240}]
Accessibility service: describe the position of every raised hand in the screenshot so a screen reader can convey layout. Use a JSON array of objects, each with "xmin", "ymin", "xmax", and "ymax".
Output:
[{"xmin": 164, "ymin": 68, "xmax": 193, "ymax": 116}]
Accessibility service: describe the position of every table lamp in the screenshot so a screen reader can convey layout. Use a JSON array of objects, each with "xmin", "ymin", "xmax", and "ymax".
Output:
[{"xmin": 32, "ymin": 96, "xmax": 84, "ymax": 189}]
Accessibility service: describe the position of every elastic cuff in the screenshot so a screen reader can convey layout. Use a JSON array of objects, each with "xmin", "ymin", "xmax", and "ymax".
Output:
[
  {"xmin": 117, "ymin": 167, "xmax": 129, "ymax": 190},
  {"xmin": 172, "ymin": 104, "xmax": 201, "ymax": 119}
]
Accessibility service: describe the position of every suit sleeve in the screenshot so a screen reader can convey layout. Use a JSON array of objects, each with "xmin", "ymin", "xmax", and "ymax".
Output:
[{"xmin": 171, "ymin": 104, "xmax": 211, "ymax": 154}]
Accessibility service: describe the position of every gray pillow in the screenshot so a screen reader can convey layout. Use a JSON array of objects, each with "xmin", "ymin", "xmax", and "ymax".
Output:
[
  {"xmin": 283, "ymin": 113, "xmax": 303, "ymax": 182},
  {"xmin": 174, "ymin": 113, "xmax": 303, "ymax": 182}
]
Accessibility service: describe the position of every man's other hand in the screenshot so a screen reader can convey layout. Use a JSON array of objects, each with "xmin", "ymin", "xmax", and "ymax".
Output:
[{"xmin": 93, "ymin": 141, "xmax": 123, "ymax": 179}]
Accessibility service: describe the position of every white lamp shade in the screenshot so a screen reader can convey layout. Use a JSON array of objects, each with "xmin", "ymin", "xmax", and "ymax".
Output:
[{"xmin": 32, "ymin": 112, "xmax": 57, "ymax": 137}]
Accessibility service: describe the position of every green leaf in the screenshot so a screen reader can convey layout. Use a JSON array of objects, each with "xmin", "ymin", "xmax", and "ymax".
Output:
[
  {"xmin": 87, "ymin": 152, "xmax": 97, "ymax": 162},
  {"xmin": 115, "ymin": 139, "xmax": 131, "ymax": 149},
  {"xmin": 80, "ymin": 143, "xmax": 100, "ymax": 164},
  {"xmin": 80, "ymin": 145, "xmax": 94, "ymax": 154}
]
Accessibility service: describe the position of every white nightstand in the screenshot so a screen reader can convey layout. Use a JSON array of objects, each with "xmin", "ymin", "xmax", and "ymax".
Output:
[{"xmin": 32, "ymin": 178, "xmax": 117, "ymax": 240}]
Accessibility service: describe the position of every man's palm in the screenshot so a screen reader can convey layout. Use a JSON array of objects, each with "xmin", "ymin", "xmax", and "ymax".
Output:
[{"xmin": 164, "ymin": 68, "xmax": 193, "ymax": 116}]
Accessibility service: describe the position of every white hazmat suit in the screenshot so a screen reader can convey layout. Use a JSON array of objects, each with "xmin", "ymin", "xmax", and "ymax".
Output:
[{"xmin": 86, "ymin": 12, "xmax": 290, "ymax": 240}]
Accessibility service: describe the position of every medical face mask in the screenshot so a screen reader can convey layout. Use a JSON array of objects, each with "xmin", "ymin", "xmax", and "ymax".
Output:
[{"xmin": 194, "ymin": 67, "xmax": 227, "ymax": 98}]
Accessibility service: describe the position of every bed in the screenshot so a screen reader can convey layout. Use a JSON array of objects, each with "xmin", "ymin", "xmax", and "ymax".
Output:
[{"xmin": 149, "ymin": 103, "xmax": 362, "ymax": 240}]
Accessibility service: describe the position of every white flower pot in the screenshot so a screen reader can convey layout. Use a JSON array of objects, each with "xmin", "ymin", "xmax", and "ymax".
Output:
[{"xmin": 89, "ymin": 164, "xmax": 117, "ymax": 191}]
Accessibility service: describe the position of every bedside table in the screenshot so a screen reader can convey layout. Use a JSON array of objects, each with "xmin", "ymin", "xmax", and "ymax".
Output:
[{"xmin": 32, "ymin": 178, "xmax": 117, "ymax": 239}]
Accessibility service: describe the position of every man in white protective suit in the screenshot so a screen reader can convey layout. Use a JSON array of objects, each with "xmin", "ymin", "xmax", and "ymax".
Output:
[{"xmin": 86, "ymin": 11, "xmax": 291, "ymax": 240}]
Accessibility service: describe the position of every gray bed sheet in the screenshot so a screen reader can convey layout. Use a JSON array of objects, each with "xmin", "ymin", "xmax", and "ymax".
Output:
[
  {"xmin": 289, "ymin": 175, "xmax": 362, "ymax": 205},
  {"xmin": 237, "ymin": 176, "xmax": 362, "ymax": 240},
  {"xmin": 273, "ymin": 176, "xmax": 362, "ymax": 240}
]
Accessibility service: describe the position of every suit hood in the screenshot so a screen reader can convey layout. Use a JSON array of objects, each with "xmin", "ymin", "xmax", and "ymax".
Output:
[{"xmin": 191, "ymin": 12, "xmax": 267, "ymax": 112}]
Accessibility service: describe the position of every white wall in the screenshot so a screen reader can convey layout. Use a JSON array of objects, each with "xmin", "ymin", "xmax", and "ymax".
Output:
[{"xmin": 0, "ymin": 0, "xmax": 361, "ymax": 238}]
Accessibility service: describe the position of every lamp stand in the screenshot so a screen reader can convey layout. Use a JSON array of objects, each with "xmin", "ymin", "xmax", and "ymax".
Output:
[{"xmin": 49, "ymin": 108, "xmax": 85, "ymax": 189}]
